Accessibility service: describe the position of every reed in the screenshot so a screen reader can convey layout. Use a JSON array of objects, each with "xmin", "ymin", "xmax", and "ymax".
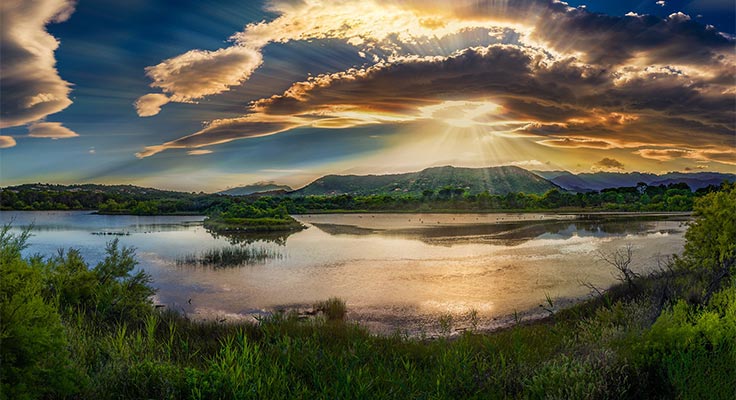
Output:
[{"xmin": 175, "ymin": 246, "xmax": 282, "ymax": 267}]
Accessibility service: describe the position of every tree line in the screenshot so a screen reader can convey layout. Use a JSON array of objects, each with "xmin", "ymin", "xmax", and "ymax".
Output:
[{"xmin": 1, "ymin": 181, "xmax": 727, "ymax": 215}]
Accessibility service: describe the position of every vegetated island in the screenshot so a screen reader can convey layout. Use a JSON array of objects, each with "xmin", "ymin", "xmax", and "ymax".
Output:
[
  {"xmin": 2, "ymin": 184, "xmax": 734, "ymax": 399},
  {"xmin": 203, "ymin": 203, "xmax": 306, "ymax": 233}
]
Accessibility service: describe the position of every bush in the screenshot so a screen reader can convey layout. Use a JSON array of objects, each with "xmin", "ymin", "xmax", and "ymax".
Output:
[
  {"xmin": 634, "ymin": 286, "xmax": 736, "ymax": 398},
  {"xmin": 0, "ymin": 226, "xmax": 77, "ymax": 399},
  {"xmin": 314, "ymin": 297, "xmax": 347, "ymax": 321},
  {"xmin": 682, "ymin": 183, "xmax": 736, "ymax": 296}
]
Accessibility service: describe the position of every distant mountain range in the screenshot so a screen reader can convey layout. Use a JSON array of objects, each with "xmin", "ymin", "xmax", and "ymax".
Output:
[
  {"xmin": 290, "ymin": 166, "xmax": 559, "ymax": 196},
  {"xmin": 6, "ymin": 168, "xmax": 734, "ymax": 199},
  {"xmin": 218, "ymin": 181, "xmax": 293, "ymax": 196},
  {"xmin": 533, "ymin": 171, "xmax": 736, "ymax": 192}
]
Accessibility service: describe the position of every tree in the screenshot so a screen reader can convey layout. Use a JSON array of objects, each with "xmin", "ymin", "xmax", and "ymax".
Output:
[
  {"xmin": 683, "ymin": 183, "xmax": 736, "ymax": 300},
  {"xmin": 0, "ymin": 226, "xmax": 77, "ymax": 398}
]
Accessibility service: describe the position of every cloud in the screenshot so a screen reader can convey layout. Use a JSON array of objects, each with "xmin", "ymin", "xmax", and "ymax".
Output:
[
  {"xmin": 537, "ymin": 137, "xmax": 618, "ymax": 150},
  {"xmin": 27, "ymin": 122, "xmax": 79, "ymax": 139},
  {"xmin": 135, "ymin": 93, "xmax": 170, "ymax": 117},
  {"xmin": 509, "ymin": 159, "xmax": 546, "ymax": 167},
  {"xmin": 633, "ymin": 148, "xmax": 691, "ymax": 161},
  {"xmin": 0, "ymin": 0, "xmax": 76, "ymax": 130},
  {"xmin": 593, "ymin": 157, "xmax": 625, "ymax": 172},
  {"xmin": 656, "ymin": 1, "xmax": 666, "ymax": 7},
  {"xmin": 186, "ymin": 149, "xmax": 213, "ymax": 156},
  {"xmin": 136, "ymin": 116, "xmax": 300, "ymax": 158},
  {"xmin": 0, "ymin": 136, "xmax": 17, "ymax": 148},
  {"xmin": 135, "ymin": 0, "xmax": 540, "ymax": 114},
  {"xmin": 137, "ymin": 1, "xmax": 735, "ymax": 160},
  {"xmin": 139, "ymin": 41, "xmax": 735, "ymax": 157},
  {"xmin": 635, "ymin": 148, "xmax": 736, "ymax": 165},
  {"xmin": 135, "ymin": 46, "xmax": 263, "ymax": 116}
]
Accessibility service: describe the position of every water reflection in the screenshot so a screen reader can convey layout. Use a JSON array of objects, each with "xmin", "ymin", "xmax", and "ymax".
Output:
[
  {"xmin": 206, "ymin": 229, "xmax": 294, "ymax": 246},
  {"xmin": 2, "ymin": 211, "xmax": 689, "ymax": 336},
  {"xmin": 310, "ymin": 214, "xmax": 689, "ymax": 247}
]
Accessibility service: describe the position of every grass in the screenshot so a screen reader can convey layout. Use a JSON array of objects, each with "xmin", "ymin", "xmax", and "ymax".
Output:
[
  {"xmin": 175, "ymin": 246, "xmax": 283, "ymax": 267},
  {"xmin": 49, "ymin": 269, "xmax": 734, "ymax": 399},
  {"xmin": 313, "ymin": 297, "xmax": 347, "ymax": 321}
]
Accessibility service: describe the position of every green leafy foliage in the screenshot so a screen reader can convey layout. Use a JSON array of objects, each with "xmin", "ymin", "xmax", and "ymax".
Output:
[
  {"xmin": 684, "ymin": 182, "xmax": 736, "ymax": 276},
  {"xmin": 0, "ymin": 226, "xmax": 77, "ymax": 399}
]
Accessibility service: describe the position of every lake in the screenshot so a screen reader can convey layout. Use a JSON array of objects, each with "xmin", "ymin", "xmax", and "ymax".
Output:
[{"xmin": 1, "ymin": 211, "xmax": 689, "ymax": 335}]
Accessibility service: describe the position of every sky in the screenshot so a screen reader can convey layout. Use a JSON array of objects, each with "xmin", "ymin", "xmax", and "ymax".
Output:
[{"xmin": 0, "ymin": 0, "xmax": 734, "ymax": 192}]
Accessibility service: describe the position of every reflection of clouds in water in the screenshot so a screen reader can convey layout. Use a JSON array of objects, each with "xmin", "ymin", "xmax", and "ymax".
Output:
[{"xmin": 516, "ymin": 233, "xmax": 614, "ymax": 254}]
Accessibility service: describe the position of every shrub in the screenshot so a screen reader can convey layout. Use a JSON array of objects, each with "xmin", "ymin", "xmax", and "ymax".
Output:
[
  {"xmin": 0, "ymin": 226, "xmax": 77, "ymax": 399},
  {"xmin": 314, "ymin": 297, "xmax": 347, "ymax": 321}
]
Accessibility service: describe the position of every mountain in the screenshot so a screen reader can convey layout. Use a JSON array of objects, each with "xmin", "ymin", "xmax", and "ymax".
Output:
[
  {"xmin": 292, "ymin": 166, "xmax": 560, "ymax": 196},
  {"xmin": 2, "ymin": 183, "xmax": 194, "ymax": 196},
  {"xmin": 219, "ymin": 181, "xmax": 293, "ymax": 196},
  {"xmin": 534, "ymin": 171, "xmax": 736, "ymax": 192}
]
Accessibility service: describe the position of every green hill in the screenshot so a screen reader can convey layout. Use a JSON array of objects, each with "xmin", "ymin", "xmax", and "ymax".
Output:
[
  {"xmin": 292, "ymin": 166, "xmax": 559, "ymax": 196},
  {"xmin": 219, "ymin": 181, "xmax": 293, "ymax": 196}
]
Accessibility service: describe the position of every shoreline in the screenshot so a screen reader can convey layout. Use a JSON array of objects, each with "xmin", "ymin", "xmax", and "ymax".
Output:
[{"xmin": 3, "ymin": 209, "xmax": 694, "ymax": 217}]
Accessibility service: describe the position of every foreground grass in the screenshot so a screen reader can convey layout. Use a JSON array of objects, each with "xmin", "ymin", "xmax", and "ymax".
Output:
[
  {"xmin": 3, "ymin": 246, "xmax": 736, "ymax": 399},
  {"xmin": 52, "ymin": 271, "xmax": 733, "ymax": 400}
]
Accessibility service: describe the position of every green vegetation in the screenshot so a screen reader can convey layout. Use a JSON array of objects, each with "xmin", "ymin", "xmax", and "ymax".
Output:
[
  {"xmin": 2, "ymin": 184, "xmax": 734, "ymax": 399},
  {"xmin": 0, "ymin": 183, "xmax": 227, "ymax": 214},
  {"xmin": 272, "ymin": 182, "xmax": 713, "ymax": 213},
  {"xmin": 314, "ymin": 297, "xmax": 348, "ymax": 321},
  {"xmin": 2, "ymin": 179, "xmax": 728, "ymax": 217},
  {"xmin": 218, "ymin": 181, "xmax": 292, "ymax": 196},
  {"xmin": 176, "ymin": 246, "xmax": 282, "ymax": 268},
  {"xmin": 293, "ymin": 165, "xmax": 558, "ymax": 196},
  {"xmin": 203, "ymin": 202, "xmax": 305, "ymax": 233}
]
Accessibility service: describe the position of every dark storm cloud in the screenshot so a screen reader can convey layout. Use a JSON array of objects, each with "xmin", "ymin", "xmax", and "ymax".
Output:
[{"xmin": 532, "ymin": 8, "xmax": 734, "ymax": 67}]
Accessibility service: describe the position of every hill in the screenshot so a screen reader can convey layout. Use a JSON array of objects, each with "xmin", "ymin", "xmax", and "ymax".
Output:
[
  {"xmin": 533, "ymin": 171, "xmax": 736, "ymax": 192},
  {"xmin": 0, "ymin": 183, "xmax": 220, "ymax": 213},
  {"xmin": 291, "ymin": 166, "xmax": 559, "ymax": 196},
  {"xmin": 219, "ymin": 181, "xmax": 293, "ymax": 196}
]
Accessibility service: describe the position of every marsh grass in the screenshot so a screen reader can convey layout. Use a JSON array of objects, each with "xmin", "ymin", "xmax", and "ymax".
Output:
[
  {"xmin": 313, "ymin": 297, "xmax": 347, "ymax": 321},
  {"xmin": 175, "ymin": 246, "xmax": 282, "ymax": 267}
]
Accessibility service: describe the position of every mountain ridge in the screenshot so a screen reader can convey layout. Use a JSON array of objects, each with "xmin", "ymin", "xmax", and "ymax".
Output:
[
  {"xmin": 533, "ymin": 170, "xmax": 736, "ymax": 192},
  {"xmin": 218, "ymin": 181, "xmax": 293, "ymax": 196},
  {"xmin": 290, "ymin": 165, "xmax": 560, "ymax": 196}
]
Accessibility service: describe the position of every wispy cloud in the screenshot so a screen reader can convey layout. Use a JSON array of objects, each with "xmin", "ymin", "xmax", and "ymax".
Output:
[
  {"xmin": 186, "ymin": 149, "xmax": 213, "ymax": 156},
  {"xmin": 635, "ymin": 148, "xmax": 736, "ymax": 165},
  {"xmin": 0, "ymin": 0, "xmax": 78, "ymax": 139},
  {"xmin": 27, "ymin": 122, "xmax": 79, "ymax": 139}
]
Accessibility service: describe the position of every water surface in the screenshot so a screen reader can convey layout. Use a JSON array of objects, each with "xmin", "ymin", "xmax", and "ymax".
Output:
[{"xmin": 2, "ymin": 211, "xmax": 688, "ymax": 335}]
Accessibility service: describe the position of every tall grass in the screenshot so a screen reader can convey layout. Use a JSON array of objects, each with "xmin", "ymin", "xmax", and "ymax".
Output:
[
  {"xmin": 313, "ymin": 297, "xmax": 347, "ymax": 321},
  {"xmin": 175, "ymin": 246, "xmax": 282, "ymax": 267}
]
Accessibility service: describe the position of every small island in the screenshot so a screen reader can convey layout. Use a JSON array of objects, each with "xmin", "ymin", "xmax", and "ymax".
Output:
[{"xmin": 203, "ymin": 202, "xmax": 305, "ymax": 233}]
